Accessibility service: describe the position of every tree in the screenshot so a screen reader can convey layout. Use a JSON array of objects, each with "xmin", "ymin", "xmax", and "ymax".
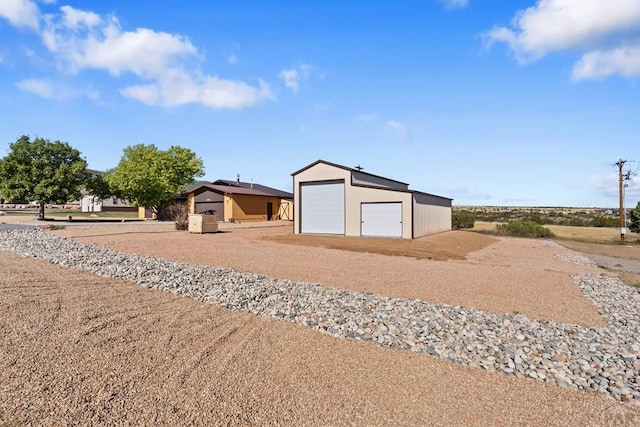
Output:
[
  {"xmin": 106, "ymin": 144, "xmax": 204, "ymax": 216},
  {"xmin": 630, "ymin": 201, "xmax": 640, "ymax": 234},
  {"xmin": 0, "ymin": 136, "xmax": 90, "ymax": 220},
  {"xmin": 86, "ymin": 171, "xmax": 119, "ymax": 200}
]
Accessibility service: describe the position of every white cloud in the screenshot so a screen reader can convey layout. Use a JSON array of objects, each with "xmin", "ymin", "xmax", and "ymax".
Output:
[
  {"xmin": 588, "ymin": 172, "xmax": 640, "ymax": 201},
  {"xmin": 87, "ymin": 88, "xmax": 101, "ymax": 102},
  {"xmin": 42, "ymin": 10, "xmax": 198, "ymax": 77},
  {"xmin": 279, "ymin": 63, "xmax": 312, "ymax": 94},
  {"xmin": 355, "ymin": 113, "xmax": 377, "ymax": 124},
  {"xmin": 34, "ymin": 5, "xmax": 272, "ymax": 109},
  {"xmin": 439, "ymin": 0, "xmax": 469, "ymax": 9},
  {"xmin": 227, "ymin": 53, "xmax": 237, "ymax": 64},
  {"xmin": 121, "ymin": 74, "xmax": 273, "ymax": 109},
  {"xmin": 572, "ymin": 46, "xmax": 640, "ymax": 81},
  {"xmin": 16, "ymin": 77, "xmax": 54, "ymax": 98},
  {"xmin": 280, "ymin": 69, "xmax": 300, "ymax": 93},
  {"xmin": 0, "ymin": 0, "xmax": 40, "ymax": 30},
  {"xmin": 59, "ymin": 5, "xmax": 101, "ymax": 30},
  {"xmin": 484, "ymin": 0, "xmax": 640, "ymax": 80},
  {"xmin": 385, "ymin": 120, "xmax": 410, "ymax": 139},
  {"xmin": 16, "ymin": 76, "xmax": 100, "ymax": 101}
]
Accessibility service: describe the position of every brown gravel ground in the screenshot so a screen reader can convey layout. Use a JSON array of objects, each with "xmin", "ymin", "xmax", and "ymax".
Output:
[
  {"xmin": 2, "ymin": 250, "xmax": 640, "ymax": 426},
  {"xmin": 50, "ymin": 222, "xmax": 605, "ymax": 327}
]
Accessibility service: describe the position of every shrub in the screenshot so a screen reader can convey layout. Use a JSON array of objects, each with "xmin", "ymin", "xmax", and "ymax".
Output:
[
  {"xmin": 452, "ymin": 211, "xmax": 475, "ymax": 229},
  {"xmin": 590, "ymin": 215, "xmax": 619, "ymax": 228},
  {"xmin": 495, "ymin": 220, "xmax": 554, "ymax": 238},
  {"xmin": 160, "ymin": 202, "xmax": 189, "ymax": 230},
  {"xmin": 524, "ymin": 213, "xmax": 545, "ymax": 224},
  {"xmin": 630, "ymin": 202, "xmax": 640, "ymax": 234}
]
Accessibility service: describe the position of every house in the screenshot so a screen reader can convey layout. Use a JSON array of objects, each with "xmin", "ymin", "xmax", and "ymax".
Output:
[
  {"xmin": 291, "ymin": 160, "xmax": 452, "ymax": 239},
  {"xmin": 186, "ymin": 178, "xmax": 293, "ymax": 222}
]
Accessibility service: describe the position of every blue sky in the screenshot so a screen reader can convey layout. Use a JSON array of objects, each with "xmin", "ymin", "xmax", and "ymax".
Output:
[{"xmin": 1, "ymin": 0, "xmax": 639, "ymax": 208}]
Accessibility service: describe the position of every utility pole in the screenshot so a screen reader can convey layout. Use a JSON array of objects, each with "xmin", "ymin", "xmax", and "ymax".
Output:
[{"xmin": 616, "ymin": 159, "xmax": 627, "ymax": 243}]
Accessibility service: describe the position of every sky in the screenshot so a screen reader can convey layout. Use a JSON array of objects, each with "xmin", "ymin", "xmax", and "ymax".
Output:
[{"xmin": 1, "ymin": 0, "xmax": 639, "ymax": 208}]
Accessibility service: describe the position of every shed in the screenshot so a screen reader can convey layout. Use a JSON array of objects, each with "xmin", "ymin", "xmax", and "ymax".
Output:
[
  {"xmin": 292, "ymin": 160, "xmax": 452, "ymax": 239},
  {"xmin": 187, "ymin": 182, "xmax": 293, "ymax": 222}
]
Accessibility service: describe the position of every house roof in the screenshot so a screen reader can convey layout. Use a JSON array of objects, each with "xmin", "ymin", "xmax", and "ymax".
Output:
[
  {"xmin": 291, "ymin": 159, "xmax": 409, "ymax": 186},
  {"xmin": 188, "ymin": 183, "xmax": 291, "ymax": 198},
  {"xmin": 212, "ymin": 179, "xmax": 293, "ymax": 199}
]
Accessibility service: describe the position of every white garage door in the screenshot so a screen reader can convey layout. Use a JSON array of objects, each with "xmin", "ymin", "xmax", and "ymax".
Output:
[
  {"xmin": 301, "ymin": 181, "xmax": 345, "ymax": 234},
  {"xmin": 361, "ymin": 202, "xmax": 402, "ymax": 238}
]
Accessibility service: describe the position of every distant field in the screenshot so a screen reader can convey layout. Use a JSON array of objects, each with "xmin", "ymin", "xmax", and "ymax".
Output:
[
  {"xmin": 474, "ymin": 221, "xmax": 640, "ymax": 244},
  {"xmin": 455, "ymin": 205, "xmax": 625, "ymax": 228}
]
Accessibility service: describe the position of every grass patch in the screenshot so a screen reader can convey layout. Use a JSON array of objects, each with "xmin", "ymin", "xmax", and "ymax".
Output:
[
  {"xmin": 46, "ymin": 211, "xmax": 138, "ymax": 218},
  {"xmin": 0, "ymin": 209, "xmax": 137, "ymax": 218}
]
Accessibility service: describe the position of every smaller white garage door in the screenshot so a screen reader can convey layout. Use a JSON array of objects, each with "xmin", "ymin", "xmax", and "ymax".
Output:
[{"xmin": 361, "ymin": 202, "xmax": 402, "ymax": 238}]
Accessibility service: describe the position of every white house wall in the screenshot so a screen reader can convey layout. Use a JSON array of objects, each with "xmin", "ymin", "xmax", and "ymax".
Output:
[{"xmin": 413, "ymin": 193, "xmax": 452, "ymax": 238}]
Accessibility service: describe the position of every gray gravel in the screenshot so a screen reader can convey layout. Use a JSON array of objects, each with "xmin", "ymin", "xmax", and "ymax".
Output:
[
  {"xmin": 584, "ymin": 253, "xmax": 640, "ymax": 275},
  {"xmin": 0, "ymin": 223, "xmax": 37, "ymax": 231},
  {"xmin": 1, "ymin": 229, "xmax": 639, "ymax": 403}
]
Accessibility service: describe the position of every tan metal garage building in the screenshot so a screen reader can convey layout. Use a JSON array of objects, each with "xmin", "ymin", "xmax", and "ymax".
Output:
[{"xmin": 292, "ymin": 160, "xmax": 452, "ymax": 239}]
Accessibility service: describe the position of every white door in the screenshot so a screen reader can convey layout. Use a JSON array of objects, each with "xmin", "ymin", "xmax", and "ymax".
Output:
[
  {"xmin": 361, "ymin": 202, "xmax": 402, "ymax": 238},
  {"xmin": 300, "ymin": 181, "xmax": 345, "ymax": 234}
]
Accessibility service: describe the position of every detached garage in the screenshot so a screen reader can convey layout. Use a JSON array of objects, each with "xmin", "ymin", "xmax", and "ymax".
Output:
[{"xmin": 292, "ymin": 160, "xmax": 452, "ymax": 239}]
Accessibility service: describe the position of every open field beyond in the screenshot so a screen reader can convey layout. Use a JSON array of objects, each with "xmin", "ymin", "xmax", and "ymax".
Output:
[{"xmin": 473, "ymin": 221, "xmax": 640, "ymax": 244}]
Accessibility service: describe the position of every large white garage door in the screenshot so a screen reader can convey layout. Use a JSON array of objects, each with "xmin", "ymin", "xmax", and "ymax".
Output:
[
  {"xmin": 301, "ymin": 181, "xmax": 345, "ymax": 234},
  {"xmin": 361, "ymin": 202, "xmax": 402, "ymax": 238}
]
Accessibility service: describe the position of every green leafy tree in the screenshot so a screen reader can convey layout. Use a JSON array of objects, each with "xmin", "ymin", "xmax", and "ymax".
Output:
[
  {"xmin": 0, "ymin": 135, "xmax": 90, "ymax": 220},
  {"xmin": 86, "ymin": 171, "xmax": 120, "ymax": 200},
  {"xmin": 106, "ymin": 144, "xmax": 204, "ymax": 216},
  {"xmin": 630, "ymin": 201, "xmax": 640, "ymax": 234}
]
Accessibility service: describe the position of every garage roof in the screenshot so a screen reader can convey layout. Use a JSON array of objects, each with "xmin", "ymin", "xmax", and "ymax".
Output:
[
  {"xmin": 292, "ymin": 159, "xmax": 452, "ymax": 201},
  {"xmin": 291, "ymin": 159, "xmax": 409, "ymax": 186}
]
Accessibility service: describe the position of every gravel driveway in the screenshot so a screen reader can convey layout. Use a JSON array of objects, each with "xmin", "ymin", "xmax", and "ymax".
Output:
[
  {"xmin": 0, "ymin": 223, "xmax": 36, "ymax": 231},
  {"xmin": 584, "ymin": 253, "xmax": 640, "ymax": 274}
]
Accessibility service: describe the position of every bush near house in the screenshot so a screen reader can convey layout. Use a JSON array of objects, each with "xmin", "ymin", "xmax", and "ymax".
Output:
[{"xmin": 161, "ymin": 202, "xmax": 189, "ymax": 230}]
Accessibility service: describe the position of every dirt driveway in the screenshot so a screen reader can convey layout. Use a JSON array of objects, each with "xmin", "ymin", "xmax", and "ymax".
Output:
[
  {"xmin": 2, "ymin": 249, "xmax": 640, "ymax": 426},
  {"xmin": 3, "ymin": 222, "xmax": 640, "ymax": 425}
]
